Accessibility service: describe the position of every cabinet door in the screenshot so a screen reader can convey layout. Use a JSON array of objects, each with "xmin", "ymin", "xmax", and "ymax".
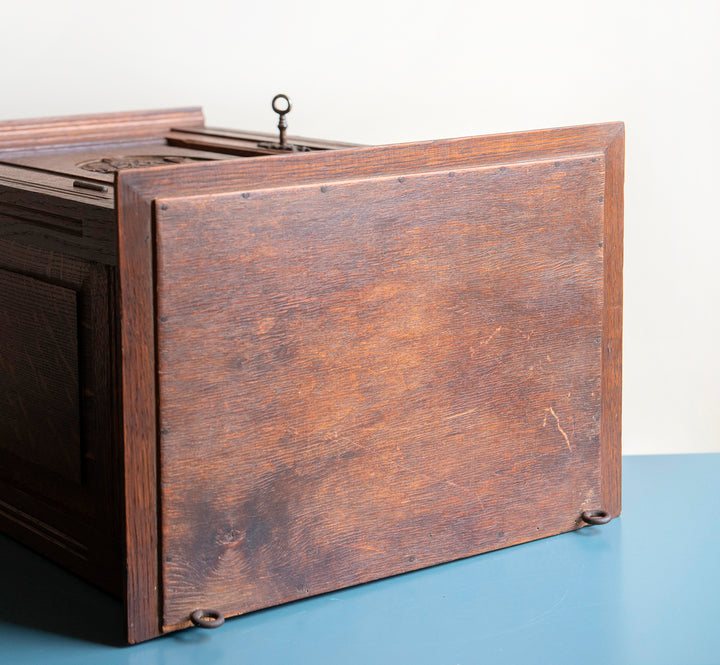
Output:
[{"xmin": 117, "ymin": 123, "xmax": 623, "ymax": 641}]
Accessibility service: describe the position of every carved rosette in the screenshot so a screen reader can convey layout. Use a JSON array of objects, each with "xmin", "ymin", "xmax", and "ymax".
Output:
[{"xmin": 78, "ymin": 155, "xmax": 213, "ymax": 173}]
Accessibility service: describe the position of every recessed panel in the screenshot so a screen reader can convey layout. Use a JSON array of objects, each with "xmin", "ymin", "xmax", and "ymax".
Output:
[
  {"xmin": 155, "ymin": 155, "xmax": 606, "ymax": 627},
  {"xmin": 0, "ymin": 269, "xmax": 81, "ymax": 483}
]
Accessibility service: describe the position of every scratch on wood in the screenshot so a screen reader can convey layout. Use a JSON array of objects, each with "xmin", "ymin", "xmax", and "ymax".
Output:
[
  {"xmin": 479, "ymin": 326, "xmax": 502, "ymax": 346},
  {"xmin": 544, "ymin": 406, "xmax": 572, "ymax": 451},
  {"xmin": 444, "ymin": 407, "xmax": 477, "ymax": 421}
]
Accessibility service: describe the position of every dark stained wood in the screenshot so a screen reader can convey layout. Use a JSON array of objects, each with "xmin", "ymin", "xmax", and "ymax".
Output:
[
  {"xmin": 0, "ymin": 163, "xmax": 114, "ymax": 208},
  {"xmin": 0, "ymin": 487, "xmax": 122, "ymax": 596},
  {"xmin": 0, "ymin": 238, "xmax": 122, "ymax": 595},
  {"xmin": 165, "ymin": 128, "xmax": 358, "ymax": 157},
  {"xmin": 115, "ymin": 178, "xmax": 160, "ymax": 643},
  {"xmin": 0, "ymin": 108, "xmax": 205, "ymax": 156},
  {"xmin": 154, "ymin": 155, "xmax": 607, "ymax": 628},
  {"xmin": 165, "ymin": 132, "xmax": 302, "ymax": 157},
  {"xmin": 3, "ymin": 143, "xmax": 233, "ymax": 182},
  {"xmin": 0, "ymin": 241, "xmax": 93, "ymax": 516},
  {"xmin": 171, "ymin": 125, "xmax": 359, "ymax": 149},
  {"xmin": 0, "ymin": 268, "xmax": 81, "ymax": 481},
  {"xmin": 0, "ymin": 170, "xmax": 116, "ymax": 264}
]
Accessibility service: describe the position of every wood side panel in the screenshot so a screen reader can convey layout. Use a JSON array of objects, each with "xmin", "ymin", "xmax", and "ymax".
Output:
[
  {"xmin": 600, "ymin": 128, "xmax": 624, "ymax": 516},
  {"xmin": 0, "ymin": 108, "xmax": 204, "ymax": 155},
  {"xmin": 111, "ymin": 121, "xmax": 622, "ymax": 639},
  {"xmin": 116, "ymin": 178, "xmax": 160, "ymax": 642},
  {"xmin": 155, "ymin": 155, "xmax": 607, "ymax": 627}
]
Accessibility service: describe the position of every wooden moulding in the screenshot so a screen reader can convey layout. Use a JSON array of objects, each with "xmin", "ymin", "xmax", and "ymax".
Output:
[
  {"xmin": 116, "ymin": 121, "xmax": 623, "ymax": 642},
  {"xmin": 599, "ymin": 130, "xmax": 624, "ymax": 516},
  {"xmin": 116, "ymin": 180, "xmax": 159, "ymax": 642},
  {"xmin": 0, "ymin": 107, "xmax": 205, "ymax": 155}
]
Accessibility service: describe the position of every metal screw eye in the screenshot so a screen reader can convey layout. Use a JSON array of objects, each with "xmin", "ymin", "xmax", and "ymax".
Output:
[
  {"xmin": 271, "ymin": 93, "xmax": 291, "ymax": 115},
  {"xmin": 271, "ymin": 94, "xmax": 292, "ymax": 148},
  {"xmin": 190, "ymin": 609, "xmax": 225, "ymax": 629},
  {"xmin": 581, "ymin": 509, "xmax": 611, "ymax": 525}
]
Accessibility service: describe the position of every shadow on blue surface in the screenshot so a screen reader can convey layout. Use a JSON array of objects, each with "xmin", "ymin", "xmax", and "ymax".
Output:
[
  {"xmin": 0, "ymin": 533, "xmax": 125, "ymax": 646},
  {"xmin": 0, "ymin": 513, "xmax": 624, "ymax": 663},
  {"xmin": 1, "ymin": 455, "xmax": 718, "ymax": 665}
]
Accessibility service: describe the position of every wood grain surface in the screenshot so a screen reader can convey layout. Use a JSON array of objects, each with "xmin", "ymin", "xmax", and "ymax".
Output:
[
  {"xmin": 116, "ymin": 120, "xmax": 623, "ymax": 640},
  {"xmin": 116, "ymin": 179, "xmax": 160, "ymax": 642},
  {"xmin": 0, "ymin": 238, "xmax": 122, "ymax": 594},
  {"xmin": 0, "ymin": 107, "xmax": 623, "ymax": 643},
  {"xmin": 4, "ymin": 143, "xmax": 233, "ymax": 183},
  {"xmin": 154, "ymin": 154, "xmax": 608, "ymax": 627},
  {"xmin": 0, "ymin": 268, "xmax": 81, "ymax": 481},
  {"xmin": 600, "ymin": 130, "xmax": 624, "ymax": 515},
  {"xmin": 0, "ymin": 172, "xmax": 116, "ymax": 264},
  {"xmin": 0, "ymin": 107, "xmax": 204, "ymax": 156},
  {"xmin": 118, "ymin": 123, "xmax": 623, "ymax": 203}
]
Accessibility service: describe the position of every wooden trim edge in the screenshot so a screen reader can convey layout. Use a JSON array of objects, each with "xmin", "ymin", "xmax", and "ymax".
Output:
[
  {"xmin": 117, "ymin": 121, "xmax": 627, "ymax": 202},
  {"xmin": 0, "ymin": 108, "xmax": 205, "ymax": 154},
  {"xmin": 116, "ymin": 173, "xmax": 161, "ymax": 643},
  {"xmin": 600, "ymin": 124, "xmax": 624, "ymax": 517}
]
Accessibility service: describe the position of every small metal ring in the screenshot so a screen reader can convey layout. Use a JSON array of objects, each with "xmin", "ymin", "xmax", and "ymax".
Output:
[
  {"xmin": 581, "ymin": 509, "xmax": 611, "ymax": 525},
  {"xmin": 190, "ymin": 609, "xmax": 225, "ymax": 629},
  {"xmin": 272, "ymin": 94, "xmax": 291, "ymax": 115}
]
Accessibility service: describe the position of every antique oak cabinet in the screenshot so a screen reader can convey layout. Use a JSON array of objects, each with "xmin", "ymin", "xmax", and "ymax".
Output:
[{"xmin": 0, "ymin": 107, "xmax": 623, "ymax": 643}]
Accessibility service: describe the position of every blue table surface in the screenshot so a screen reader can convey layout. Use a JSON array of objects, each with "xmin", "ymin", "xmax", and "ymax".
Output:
[{"xmin": 1, "ymin": 453, "xmax": 719, "ymax": 665}]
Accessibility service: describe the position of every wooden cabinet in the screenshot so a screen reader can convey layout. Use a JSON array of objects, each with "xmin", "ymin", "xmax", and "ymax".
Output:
[{"xmin": 0, "ymin": 108, "xmax": 623, "ymax": 643}]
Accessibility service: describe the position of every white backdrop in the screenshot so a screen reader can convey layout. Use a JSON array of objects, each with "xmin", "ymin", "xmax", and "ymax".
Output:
[{"xmin": 1, "ymin": 0, "xmax": 718, "ymax": 455}]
